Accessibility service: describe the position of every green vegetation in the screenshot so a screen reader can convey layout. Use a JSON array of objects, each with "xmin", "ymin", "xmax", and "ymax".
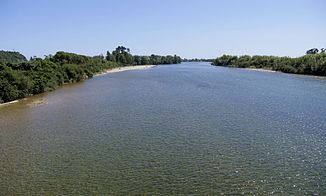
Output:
[
  {"xmin": 212, "ymin": 48, "xmax": 326, "ymax": 76},
  {"xmin": 183, "ymin": 58, "xmax": 214, "ymax": 62},
  {"xmin": 0, "ymin": 46, "xmax": 181, "ymax": 103},
  {"xmin": 0, "ymin": 50, "xmax": 27, "ymax": 64},
  {"xmin": 107, "ymin": 46, "xmax": 182, "ymax": 65}
]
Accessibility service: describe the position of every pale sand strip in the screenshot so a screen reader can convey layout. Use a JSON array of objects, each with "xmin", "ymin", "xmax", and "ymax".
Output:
[
  {"xmin": 94, "ymin": 65, "xmax": 156, "ymax": 77},
  {"xmin": 245, "ymin": 67, "xmax": 325, "ymax": 79},
  {"xmin": 0, "ymin": 100, "xmax": 19, "ymax": 107},
  {"xmin": 245, "ymin": 68, "xmax": 276, "ymax": 73}
]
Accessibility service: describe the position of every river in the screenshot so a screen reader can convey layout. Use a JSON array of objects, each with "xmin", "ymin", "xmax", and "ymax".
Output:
[{"xmin": 0, "ymin": 62, "xmax": 325, "ymax": 195}]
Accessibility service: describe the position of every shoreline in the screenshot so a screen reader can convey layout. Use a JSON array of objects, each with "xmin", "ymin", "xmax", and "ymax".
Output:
[
  {"xmin": 245, "ymin": 68, "xmax": 276, "ymax": 73},
  {"xmin": 94, "ymin": 65, "xmax": 156, "ymax": 77},
  {"xmin": 244, "ymin": 67, "xmax": 326, "ymax": 79},
  {"xmin": 0, "ymin": 65, "xmax": 157, "ymax": 107},
  {"xmin": 215, "ymin": 65, "xmax": 325, "ymax": 78},
  {"xmin": 0, "ymin": 100, "xmax": 19, "ymax": 107}
]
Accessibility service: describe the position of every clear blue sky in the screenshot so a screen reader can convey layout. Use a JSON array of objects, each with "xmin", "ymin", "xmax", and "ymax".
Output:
[{"xmin": 1, "ymin": 0, "xmax": 325, "ymax": 59}]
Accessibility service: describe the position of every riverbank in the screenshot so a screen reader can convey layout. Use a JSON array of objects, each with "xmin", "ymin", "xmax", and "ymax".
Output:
[
  {"xmin": 243, "ymin": 67, "xmax": 326, "ymax": 79},
  {"xmin": 212, "ymin": 52, "xmax": 326, "ymax": 77},
  {"xmin": 94, "ymin": 65, "xmax": 156, "ymax": 77},
  {"xmin": 0, "ymin": 49, "xmax": 180, "ymax": 106},
  {"xmin": 245, "ymin": 68, "xmax": 276, "ymax": 73},
  {"xmin": 0, "ymin": 65, "xmax": 157, "ymax": 107},
  {"xmin": 0, "ymin": 100, "xmax": 19, "ymax": 107}
]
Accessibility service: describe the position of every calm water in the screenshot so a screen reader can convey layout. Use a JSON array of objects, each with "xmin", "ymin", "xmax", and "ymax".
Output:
[{"xmin": 0, "ymin": 62, "xmax": 325, "ymax": 195}]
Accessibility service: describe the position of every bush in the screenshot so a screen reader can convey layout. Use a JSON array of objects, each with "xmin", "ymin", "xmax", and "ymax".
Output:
[{"xmin": 212, "ymin": 52, "xmax": 326, "ymax": 76}]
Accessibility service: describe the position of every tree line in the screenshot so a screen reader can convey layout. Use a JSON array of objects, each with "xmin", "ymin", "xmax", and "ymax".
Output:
[
  {"xmin": 183, "ymin": 58, "xmax": 214, "ymax": 62},
  {"xmin": 106, "ymin": 46, "xmax": 182, "ymax": 65},
  {"xmin": 212, "ymin": 48, "xmax": 326, "ymax": 76},
  {"xmin": 0, "ymin": 46, "xmax": 181, "ymax": 103},
  {"xmin": 0, "ymin": 51, "xmax": 27, "ymax": 64}
]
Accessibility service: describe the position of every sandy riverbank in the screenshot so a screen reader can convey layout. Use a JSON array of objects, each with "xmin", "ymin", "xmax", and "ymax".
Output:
[
  {"xmin": 245, "ymin": 67, "xmax": 326, "ymax": 79},
  {"xmin": 94, "ymin": 65, "xmax": 156, "ymax": 77},
  {"xmin": 0, "ymin": 65, "xmax": 157, "ymax": 107},
  {"xmin": 0, "ymin": 98, "xmax": 48, "ymax": 107},
  {"xmin": 245, "ymin": 68, "xmax": 276, "ymax": 73},
  {"xmin": 0, "ymin": 100, "xmax": 19, "ymax": 107}
]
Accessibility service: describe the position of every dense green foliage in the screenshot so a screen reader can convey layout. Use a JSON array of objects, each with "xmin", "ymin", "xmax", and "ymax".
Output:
[
  {"xmin": 0, "ymin": 47, "xmax": 181, "ymax": 103},
  {"xmin": 183, "ymin": 58, "xmax": 214, "ymax": 62},
  {"xmin": 212, "ymin": 48, "xmax": 326, "ymax": 76},
  {"xmin": 0, "ymin": 52, "xmax": 117, "ymax": 103},
  {"xmin": 107, "ymin": 46, "xmax": 182, "ymax": 65},
  {"xmin": 0, "ymin": 50, "xmax": 27, "ymax": 63}
]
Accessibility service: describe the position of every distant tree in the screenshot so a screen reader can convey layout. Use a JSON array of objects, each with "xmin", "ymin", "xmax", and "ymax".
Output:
[
  {"xmin": 212, "ymin": 49, "xmax": 326, "ymax": 76},
  {"xmin": 306, "ymin": 48, "xmax": 319, "ymax": 55},
  {"xmin": 141, "ymin": 56, "xmax": 150, "ymax": 65},
  {"xmin": 133, "ymin": 55, "xmax": 141, "ymax": 65},
  {"xmin": 93, "ymin": 54, "xmax": 104, "ymax": 60},
  {"xmin": 0, "ymin": 51, "xmax": 27, "ymax": 63},
  {"xmin": 106, "ymin": 51, "xmax": 111, "ymax": 61},
  {"xmin": 52, "ymin": 51, "xmax": 89, "ymax": 64}
]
